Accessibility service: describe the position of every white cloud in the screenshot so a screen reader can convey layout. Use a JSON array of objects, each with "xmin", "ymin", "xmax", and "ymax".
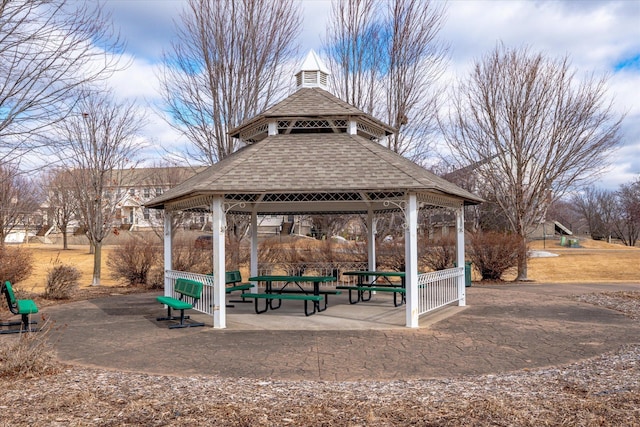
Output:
[{"xmin": 101, "ymin": 0, "xmax": 639, "ymax": 187}]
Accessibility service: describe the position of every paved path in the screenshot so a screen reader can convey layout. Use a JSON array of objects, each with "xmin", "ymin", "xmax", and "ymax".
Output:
[{"xmin": 40, "ymin": 283, "xmax": 640, "ymax": 381}]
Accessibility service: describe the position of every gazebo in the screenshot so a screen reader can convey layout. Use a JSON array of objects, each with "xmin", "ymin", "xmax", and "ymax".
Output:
[{"xmin": 146, "ymin": 51, "xmax": 482, "ymax": 328}]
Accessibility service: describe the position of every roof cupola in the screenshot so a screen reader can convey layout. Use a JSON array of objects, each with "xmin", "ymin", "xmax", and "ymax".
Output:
[{"xmin": 295, "ymin": 49, "xmax": 330, "ymax": 90}]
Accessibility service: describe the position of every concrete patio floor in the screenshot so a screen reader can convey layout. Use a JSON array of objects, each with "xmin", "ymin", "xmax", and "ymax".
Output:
[{"xmin": 34, "ymin": 282, "xmax": 640, "ymax": 381}]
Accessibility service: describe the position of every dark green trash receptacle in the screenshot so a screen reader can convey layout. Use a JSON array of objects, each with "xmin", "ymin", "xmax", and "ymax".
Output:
[{"xmin": 464, "ymin": 261, "xmax": 472, "ymax": 287}]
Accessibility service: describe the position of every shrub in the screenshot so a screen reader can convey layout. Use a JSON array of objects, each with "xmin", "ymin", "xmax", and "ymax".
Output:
[
  {"xmin": 376, "ymin": 240, "xmax": 405, "ymax": 271},
  {"xmin": 468, "ymin": 231, "xmax": 521, "ymax": 281},
  {"xmin": 172, "ymin": 238, "xmax": 212, "ymax": 274},
  {"xmin": 147, "ymin": 267, "xmax": 165, "ymax": 290},
  {"xmin": 0, "ymin": 245, "xmax": 33, "ymax": 284},
  {"xmin": 107, "ymin": 238, "xmax": 162, "ymax": 286},
  {"xmin": 0, "ymin": 320, "xmax": 60, "ymax": 378},
  {"xmin": 420, "ymin": 235, "xmax": 456, "ymax": 271},
  {"xmin": 44, "ymin": 264, "xmax": 80, "ymax": 299}
]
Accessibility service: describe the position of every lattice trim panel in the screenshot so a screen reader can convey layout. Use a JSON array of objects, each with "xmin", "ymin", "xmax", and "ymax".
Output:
[
  {"xmin": 357, "ymin": 121, "xmax": 388, "ymax": 140},
  {"xmin": 418, "ymin": 193, "xmax": 463, "ymax": 210},
  {"xmin": 239, "ymin": 122, "xmax": 269, "ymax": 142},
  {"xmin": 165, "ymin": 195, "xmax": 214, "ymax": 213}
]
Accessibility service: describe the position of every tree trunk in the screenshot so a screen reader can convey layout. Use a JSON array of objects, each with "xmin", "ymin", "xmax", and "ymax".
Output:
[
  {"xmin": 92, "ymin": 241, "xmax": 102, "ymax": 286},
  {"xmin": 62, "ymin": 226, "xmax": 68, "ymax": 250},
  {"xmin": 515, "ymin": 234, "xmax": 528, "ymax": 281}
]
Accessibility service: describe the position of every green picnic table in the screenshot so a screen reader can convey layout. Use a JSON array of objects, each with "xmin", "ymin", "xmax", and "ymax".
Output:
[
  {"xmin": 244, "ymin": 275, "xmax": 338, "ymax": 316},
  {"xmin": 338, "ymin": 271, "xmax": 406, "ymax": 307}
]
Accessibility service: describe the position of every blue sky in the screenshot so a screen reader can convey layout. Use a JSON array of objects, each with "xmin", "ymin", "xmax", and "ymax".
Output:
[{"xmin": 102, "ymin": 0, "xmax": 640, "ymax": 190}]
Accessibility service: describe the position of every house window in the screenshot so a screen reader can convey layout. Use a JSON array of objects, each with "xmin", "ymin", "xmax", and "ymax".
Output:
[
  {"xmin": 155, "ymin": 210, "xmax": 162, "ymax": 219},
  {"xmin": 155, "ymin": 188, "xmax": 163, "ymax": 196},
  {"xmin": 143, "ymin": 208, "xmax": 150, "ymax": 220},
  {"xmin": 143, "ymin": 188, "xmax": 150, "ymax": 198},
  {"xmin": 129, "ymin": 188, "xmax": 135, "ymax": 196}
]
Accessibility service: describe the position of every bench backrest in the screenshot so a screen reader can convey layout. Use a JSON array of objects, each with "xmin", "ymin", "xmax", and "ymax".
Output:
[
  {"xmin": 225, "ymin": 270, "xmax": 242, "ymax": 284},
  {"xmin": 3, "ymin": 281, "xmax": 19, "ymax": 314},
  {"xmin": 174, "ymin": 278, "xmax": 203, "ymax": 300}
]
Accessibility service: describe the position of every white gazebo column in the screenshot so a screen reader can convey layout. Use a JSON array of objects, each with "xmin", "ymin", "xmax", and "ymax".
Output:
[
  {"xmin": 455, "ymin": 206, "xmax": 466, "ymax": 306},
  {"xmin": 405, "ymin": 193, "xmax": 419, "ymax": 328},
  {"xmin": 163, "ymin": 211, "xmax": 173, "ymax": 297},
  {"xmin": 367, "ymin": 209, "xmax": 376, "ymax": 272},
  {"xmin": 212, "ymin": 195, "xmax": 226, "ymax": 328}
]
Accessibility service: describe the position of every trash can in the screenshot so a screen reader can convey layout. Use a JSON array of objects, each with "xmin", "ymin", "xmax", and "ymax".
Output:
[
  {"xmin": 464, "ymin": 261, "xmax": 472, "ymax": 287},
  {"xmin": 455, "ymin": 261, "xmax": 473, "ymax": 287}
]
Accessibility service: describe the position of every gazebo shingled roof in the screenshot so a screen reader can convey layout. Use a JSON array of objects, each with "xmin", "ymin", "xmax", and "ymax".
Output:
[
  {"xmin": 146, "ymin": 131, "xmax": 481, "ymax": 214},
  {"xmin": 147, "ymin": 84, "xmax": 481, "ymax": 215}
]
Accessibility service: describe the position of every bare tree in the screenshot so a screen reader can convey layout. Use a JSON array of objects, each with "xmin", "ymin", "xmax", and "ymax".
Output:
[
  {"xmin": 54, "ymin": 90, "xmax": 146, "ymax": 286},
  {"xmin": 143, "ymin": 163, "xmax": 206, "ymax": 240},
  {"xmin": 44, "ymin": 168, "xmax": 79, "ymax": 249},
  {"xmin": 323, "ymin": 0, "xmax": 448, "ymax": 161},
  {"xmin": 0, "ymin": 0, "xmax": 124, "ymax": 167},
  {"xmin": 613, "ymin": 178, "xmax": 640, "ymax": 247},
  {"xmin": 0, "ymin": 163, "xmax": 42, "ymax": 246},
  {"xmin": 441, "ymin": 45, "xmax": 624, "ymax": 280},
  {"xmin": 571, "ymin": 186, "xmax": 617, "ymax": 241},
  {"xmin": 158, "ymin": 0, "xmax": 302, "ymax": 165},
  {"xmin": 324, "ymin": 0, "xmax": 383, "ymax": 115}
]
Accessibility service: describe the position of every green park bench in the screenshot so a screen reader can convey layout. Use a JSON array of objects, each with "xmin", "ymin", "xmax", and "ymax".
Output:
[
  {"xmin": 1, "ymin": 281, "xmax": 39, "ymax": 334},
  {"xmin": 225, "ymin": 270, "xmax": 253, "ymax": 307},
  {"xmin": 156, "ymin": 278, "xmax": 205, "ymax": 329}
]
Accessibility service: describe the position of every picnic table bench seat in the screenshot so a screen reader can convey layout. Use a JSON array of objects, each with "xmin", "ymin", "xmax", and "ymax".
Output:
[
  {"xmin": 240, "ymin": 292, "xmax": 324, "ymax": 316},
  {"xmin": 225, "ymin": 270, "xmax": 253, "ymax": 307},
  {"xmin": 336, "ymin": 284, "xmax": 406, "ymax": 307},
  {"xmin": 156, "ymin": 278, "xmax": 205, "ymax": 329},
  {"xmin": 1, "ymin": 281, "xmax": 39, "ymax": 334}
]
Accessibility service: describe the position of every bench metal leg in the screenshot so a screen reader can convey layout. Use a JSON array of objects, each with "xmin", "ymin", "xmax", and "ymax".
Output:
[
  {"xmin": 253, "ymin": 298, "xmax": 270, "ymax": 314},
  {"xmin": 393, "ymin": 291, "xmax": 405, "ymax": 307},
  {"xmin": 0, "ymin": 314, "xmax": 38, "ymax": 334},
  {"xmin": 157, "ymin": 307, "xmax": 203, "ymax": 328},
  {"xmin": 304, "ymin": 299, "xmax": 317, "ymax": 316},
  {"xmin": 346, "ymin": 288, "xmax": 361, "ymax": 304},
  {"xmin": 168, "ymin": 309, "xmax": 204, "ymax": 329},
  {"xmin": 157, "ymin": 306, "xmax": 191, "ymax": 322},
  {"xmin": 268, "ymin": 296, "xmax": 282, "ymax": 310},
  {"xmin": 360, "ymin": 288, "xmax": 373, "ymax": 302}
]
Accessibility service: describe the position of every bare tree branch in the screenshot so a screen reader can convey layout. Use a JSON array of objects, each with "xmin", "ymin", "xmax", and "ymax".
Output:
[
  {"xmin": 0, "ymin": 0, "xmax": 125, "ymax": 166},
  {"xmin": 0, "ymin": 162, "xmax": 42, "ymax": 245},
  {"xmin": 158, "ymin": 0, "xmax": 302, "ymax": 164},
  {"xmin": 323, "ymin": 0, "xmax": 448, "ymax": 161},
  {"xmin": 442, "ymin": 44, "xmax": 624, "ymax": 280},
  {"xmin": 52, "ymin": 89, "xmax": 146, "ymax": 285}
]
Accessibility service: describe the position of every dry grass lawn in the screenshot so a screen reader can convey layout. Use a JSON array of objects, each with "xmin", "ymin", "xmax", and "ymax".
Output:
[
  {"xmin": 10, "ymin": 237, "xmax": 640, "ymax": 296},
  {"xmin": 15, "ymin": 243, "xmax": 119, "ymax": 293},
  {"xmin": 525, "ymin": 238, "xmax": 640, "ymax": 283}
]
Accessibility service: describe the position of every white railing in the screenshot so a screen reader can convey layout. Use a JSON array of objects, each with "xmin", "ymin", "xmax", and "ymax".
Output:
[
  {"xmin": 165, "ymin": 270, "xmax": 215, "ymax": 316},
  {"xmin": 165, "ymin": 264, "xmax": 463, "ymax": 319},
  {"xmin": 417, "ymin": 267, "xmax": 464, "ymax": 315}
]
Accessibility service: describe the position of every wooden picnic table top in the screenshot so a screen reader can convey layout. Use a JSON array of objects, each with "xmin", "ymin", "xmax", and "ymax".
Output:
[
  {"xmin": 342, "ymin": 271, "xmax": 405, "ymax": 277},
  {"xmin": 248, "ymin": 275, "xmax": 336, "ymax": 283}
]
